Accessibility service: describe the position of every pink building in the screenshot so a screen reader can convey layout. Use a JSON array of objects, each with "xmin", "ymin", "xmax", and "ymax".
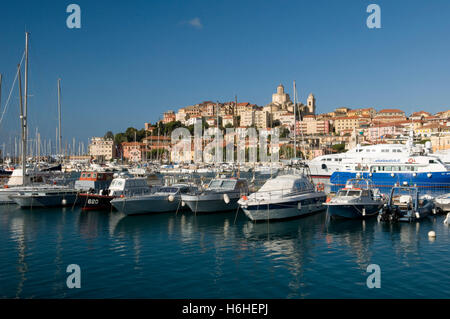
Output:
[{"xmin": 368, "ymin": 124, "xmax": 403, "ymax": 141}]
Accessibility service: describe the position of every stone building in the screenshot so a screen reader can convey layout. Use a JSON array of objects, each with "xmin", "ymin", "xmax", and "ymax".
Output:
[{"xmin": 89, "ymin": 137, "xmax": 115, "ymax": 161}]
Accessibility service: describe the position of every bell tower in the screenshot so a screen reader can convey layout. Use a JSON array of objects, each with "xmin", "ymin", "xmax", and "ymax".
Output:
[{"xmin": 307, "ymin": 93, "xmax": 315, "ymax": 115}]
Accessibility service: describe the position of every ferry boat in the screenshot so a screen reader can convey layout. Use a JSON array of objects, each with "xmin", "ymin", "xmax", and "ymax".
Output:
[
  {"xmin": 324, "ymin": 178, "xmax": 384, "ymax": 219},
  {"xmin": 78, "ymin": 173, "xmax": 152, "ymax": 211},
  {"xmin": 330, "ymin": 155, "xmax": 450, "ymax": 190},
  {"xmin": 307, "ymin": 132, "xmax": 446, "ymax": 180},
  {"xmin": 181, "ymin": 178, "xmax": 249, "ymax": 213},
  {"xmin": 238, "ymin": 174, "xmax": 327, "ymax": 221}
]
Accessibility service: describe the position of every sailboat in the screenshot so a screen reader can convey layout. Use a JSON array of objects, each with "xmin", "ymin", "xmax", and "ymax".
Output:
[{"xmin": 0, "ymin": 33, "xmax": 71, "ymax": 206}]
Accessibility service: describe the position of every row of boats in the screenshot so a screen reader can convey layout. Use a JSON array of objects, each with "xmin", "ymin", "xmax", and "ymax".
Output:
[
  {"xmin": 2, "ymin": 165, "xmax": 450, "ymax": 224},
  {"xmin": 0, "ymin": 168, "xmax": 326, "ymax": 221}
]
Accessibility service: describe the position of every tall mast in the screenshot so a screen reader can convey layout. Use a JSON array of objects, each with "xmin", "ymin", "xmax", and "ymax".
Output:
[
  {"xmin": 57, "ymin": 78, "xmax": 62, "ymax": 160},
  {"xmin": 216, "ymin": 102, "xmax": 219, "ymax": 163},
  {"xmin": 24, "ymin": 32, "xmax": 29, "ymax": 153},
  {"xmin": 20, "ymin": 32, "xmax": 30, "ymax": 184},
  {"xmin": 18, "ymin": 64, "xmax": 26, "ymax": 185},
  {"xmin": 0, "ymin": 73, "xmax": 3, "ymax": 112},
  {"xmin": 293, "ymin": 80, "xmax": 297, "ymax": 160}
]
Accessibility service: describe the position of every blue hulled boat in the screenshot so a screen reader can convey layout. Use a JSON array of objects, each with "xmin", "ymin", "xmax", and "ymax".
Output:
[{"xmin": 325, "ymin": 178, "xmax": 385, "ymax": 219}]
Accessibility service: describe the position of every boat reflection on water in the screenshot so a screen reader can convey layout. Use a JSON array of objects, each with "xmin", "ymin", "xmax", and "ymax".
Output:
[
  {"xmin": 112, "ymin": 211, "xmax": 238, "ymax": 242},
  {"xmin": 325, "ymin": 217, "xmax": 377, "ymax": 269},
  {"xmin": 241, "ymin": 213, "xmax": 325, "ymax": 298},
  {"xmin": 377, "ymin": 218, "xmax": 433, "ymax": 261}
]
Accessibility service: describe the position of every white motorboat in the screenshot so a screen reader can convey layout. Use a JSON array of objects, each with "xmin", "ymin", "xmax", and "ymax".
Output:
[
  {"xmin": 9, "ymin": 185, "xmax": 78, "ymax": 208},
  {"xmin": 181, "ymin": 178, "xmax": 249, "ymax": 213},
  {"xmin": 0, "ymin": 168, "xmax": 64, "ymax": 204},
  {"xmin": 238, "ymin": 174, "xmax": 327, "ymax": 221},
  {"xmin": 111, "ymin": 184, "xmax": 196, "ymax": 216},
  {"xmin": 433, "ymin": 193, "xmax": 450, "ymax": 214}
]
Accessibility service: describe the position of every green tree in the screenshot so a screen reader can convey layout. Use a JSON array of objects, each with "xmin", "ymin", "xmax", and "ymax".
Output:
[
  {"xmin": 104, "ymin": 131, "xmax": 114, "ymax": 140},
  {"xmin": 271, "ymin": 119, "xmax": 281, "ymax": 128},
  {"xmin": 114, "ymin": 133, "xmax": 127, "ymax": 145},
  {"xmin": 331, "ymin": 143, "xmax": 346, "ymax": 153}
]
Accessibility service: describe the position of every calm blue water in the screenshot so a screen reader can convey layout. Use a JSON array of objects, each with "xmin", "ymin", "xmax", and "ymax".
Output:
[{"xmin": 0, "ymin": 204, "xmax": 449, "ymax": 298}]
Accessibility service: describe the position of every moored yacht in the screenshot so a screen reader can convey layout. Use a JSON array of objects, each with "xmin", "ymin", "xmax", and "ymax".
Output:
[
  {"xmin": 0, "ymin": 167, "xmax": 66, "ymax": 205},
  {"xmin": 181, "ymin": 178, "xmax": 249, "ymax": 213},
  {"xmin": 9, "ymin": 185, "xmax": 78, "ymax": 208},
  {"xmin": 325, "ymin": 178, "xmax": 384, "ymax": 219},
  {"xmin": 111, "ymin": 184, "xmax": 196, "ymax": 216},
  {"xmin": 377, "ymin": 185, "xmax": 435, "ymax": 222},
  {"xmin": 238, "ymin": 174, "xmax": 327, "ymax": 221},
  {"xmin": 78, "ymin": 173, "xmax": 153, "ymax": 211}
]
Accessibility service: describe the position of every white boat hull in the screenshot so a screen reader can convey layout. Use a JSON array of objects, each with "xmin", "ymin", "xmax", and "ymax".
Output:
[
  {"xmin": 111, "ymin": 196, "xmax": 183, "ymax": 215},
  {"xmin": 240, "ymin": 194, "xmax": 326, "ymax": 221}
]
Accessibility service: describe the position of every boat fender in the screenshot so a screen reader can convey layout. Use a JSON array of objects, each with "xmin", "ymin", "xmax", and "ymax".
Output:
[
  {"xmin": 444, "ymin": 213, "xmax": 450, "ymax": 225},
  {"xmin": 415, "ymin": 212, "xmax": 420, "ymax": 219},
  {"xmin": 181, "ymin": 201, "xmax": 185, "ymax": 207},
  {"xmin": 428, "ymin": 231, "xmax": 436, "ymax": 238},
  {"xmin": 241, "ymin": 195, "xmax": 248, "ymax": 201},
  {"xmin": 427, "ymin": 173, "xmax": 432, "ymax": 178},
  {"xmin": 168, "ymin": 195, "xmax": 175, "ymax": 202},
  {"xmin": 223, "ymin": 194, "xmax": 230, "ymax": 204},
  {"xmin": 62, "ymin": 199, "xmax": 67, "ymax": 205}
]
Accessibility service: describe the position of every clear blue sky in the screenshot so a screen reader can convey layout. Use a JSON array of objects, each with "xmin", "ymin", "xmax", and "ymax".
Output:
[{"xmin": 1, "ymin": 0, "xmax": 450, "ymax": 150}]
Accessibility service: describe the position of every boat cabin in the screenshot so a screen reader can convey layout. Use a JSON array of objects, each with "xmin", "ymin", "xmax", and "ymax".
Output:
[
  {"xmin": 206, "ymin": 178, "xmax": 248, "ymax": 193},
  {"xmin": 337, "ymin": 178, "xmax": 381, "ymax": 200},
  {"xmin": 156, "ymin": 184, "xmax": 195, "ymax": 195},
  {"xmin": 257, "ymin": 175, "xmax": 315, "ymax": 198},
  {"xmin": 74, "ymin": 171, "xmax": 115, "ymax": 192},
  {"xmin": 108, "ymin": 177, "xmax": 151, "ymax": 197}
]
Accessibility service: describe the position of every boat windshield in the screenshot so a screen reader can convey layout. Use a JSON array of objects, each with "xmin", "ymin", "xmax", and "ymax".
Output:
[
  {"xmin": 338, "ymin": 190, "xmax": 361, "ymax": 196},
  {"xmin": 208, "ymin": 180, "xmax": 222, "ymax": 188},
  {"xmin": 221, "ymin": 180, "xmax": 236, "ymax": 190},
  {"xmin": 158, "ymin": 187, "xmax": 178, "ymax": 193},
  {"xmin": 208, "ymin": 180, "xmax": 236, "ymax": 190}
]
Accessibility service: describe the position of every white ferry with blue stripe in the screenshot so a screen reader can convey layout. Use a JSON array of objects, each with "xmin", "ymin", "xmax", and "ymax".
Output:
[{"xmin": 330, "ymin": 155, "xmax": 450, "ymax": 190}]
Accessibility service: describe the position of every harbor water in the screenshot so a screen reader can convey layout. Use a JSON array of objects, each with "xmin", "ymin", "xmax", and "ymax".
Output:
[{"xmin": 1, "ymin": 202, "xmax": 449, "ymax": 298}]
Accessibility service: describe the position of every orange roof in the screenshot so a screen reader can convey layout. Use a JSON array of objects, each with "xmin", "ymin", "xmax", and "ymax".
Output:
[
  {"xmin": 143, "ymin": 136, "xmax": 171, "ymax": 141},
  {"xmin": 378, "ymin": 109, "xmax": 404, "ymax": 113},
  {"xmin": 122, "ymin": 142, "xmax": 145, "ymax": 146}
]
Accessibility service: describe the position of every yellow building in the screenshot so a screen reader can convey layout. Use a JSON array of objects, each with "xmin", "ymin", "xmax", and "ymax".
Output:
[{"xmin": 333, "ymin": 116, "xmax": 364, "ymax": 134}]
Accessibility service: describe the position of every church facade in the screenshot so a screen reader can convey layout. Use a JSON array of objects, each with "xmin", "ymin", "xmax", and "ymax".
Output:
[{"xmin": 263, "ymin": 84, "xmax": 316, "ymax": 124}]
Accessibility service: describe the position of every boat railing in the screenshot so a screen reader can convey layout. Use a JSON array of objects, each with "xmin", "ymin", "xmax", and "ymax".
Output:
[{"xmin": 248, "ymin": 186, "xmax": 316, "ymax": 203}]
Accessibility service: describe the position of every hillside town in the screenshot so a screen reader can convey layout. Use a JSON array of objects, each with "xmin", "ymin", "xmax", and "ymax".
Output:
[{"xmin": 88, "ymin": 83, "xmax": 450, "ymax": 163}]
